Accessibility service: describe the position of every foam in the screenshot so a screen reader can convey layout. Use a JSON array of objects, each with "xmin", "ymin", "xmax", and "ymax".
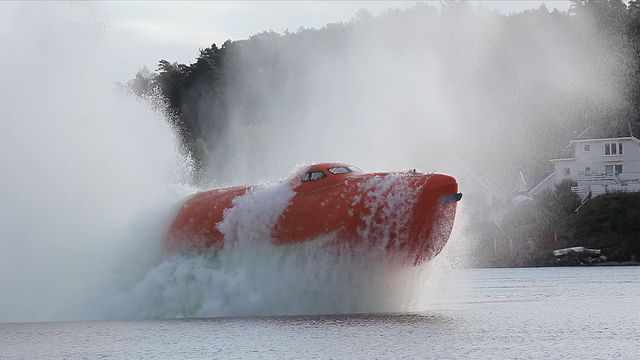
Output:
[{"xmin": 103, "ymin": 178, "xmax": 442, "ymax": 320}]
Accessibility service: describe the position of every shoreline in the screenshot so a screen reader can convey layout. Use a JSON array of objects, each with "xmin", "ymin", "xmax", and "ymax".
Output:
[{"xmin": 472, "ymin": 261, "xmax": 640, "ymax": 269}]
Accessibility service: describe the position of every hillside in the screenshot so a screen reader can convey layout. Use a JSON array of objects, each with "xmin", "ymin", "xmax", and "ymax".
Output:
[
  {"xmin": 127, "ymin": 1, "xmax": 640, "ymax": 186},
  {"xmin": 574, "ymin": 192, "xmax": 640, "ymax": 261}
]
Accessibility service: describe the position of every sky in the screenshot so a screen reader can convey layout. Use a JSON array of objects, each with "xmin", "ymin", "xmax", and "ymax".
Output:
[{"xmin": 3, "ymin": 1, "xmax": 572, "ymax": 82}]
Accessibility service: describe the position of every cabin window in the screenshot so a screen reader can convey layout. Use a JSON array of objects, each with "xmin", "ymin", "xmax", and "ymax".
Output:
[
  {"xmin": 328, "ymin": 167, "xmax": 351, "ymax": 175},
  {"xmin": 301, "ymin": 171, "xmax": 326, "ymax": 182},
  {"xmin": 564, "ymin": 167, "xmax": 570, "ymax": 176},
  {"xmin": 584, "ymin": 144, "xmax": 590, "ymax": 152},
  {"xmin": 604, "ymin": 142, "xmax": 623, "ymax": 155}
]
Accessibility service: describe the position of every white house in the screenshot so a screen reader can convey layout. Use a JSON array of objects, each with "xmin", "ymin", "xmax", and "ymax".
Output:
[{"xmin": 537, "ymin": 136, "xmax": 640, "ymax": 199}]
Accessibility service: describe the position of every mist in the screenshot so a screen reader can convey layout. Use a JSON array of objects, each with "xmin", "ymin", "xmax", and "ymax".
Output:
[
  {"xmin": 182, "ymin": 2, "xmax": 629, "ymax": 281},
  {"xmin": 202, "ymin": 4, "xmax": 627, "ymax": 187},
  {"xmin": 0, "ymin": 2, "xmax": 631, "ymax": 323},
  {"xmin": 0, "ymin": 3, "xmax": 445, "ymax": 323},
  {"xmin": 0, "ymin": 3, "xmax": 188, "ymax": 322}
]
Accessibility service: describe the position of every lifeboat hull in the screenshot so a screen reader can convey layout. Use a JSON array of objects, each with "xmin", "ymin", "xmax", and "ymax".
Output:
[{"xmin": 167, "ymin": 164, "xmax": 460, "ymax": 264}]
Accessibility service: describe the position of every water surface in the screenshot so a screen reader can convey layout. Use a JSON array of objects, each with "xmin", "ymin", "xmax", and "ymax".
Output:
[{"xmin": 1, "ymin": 266, "xmax": 638, "ymax": 359}]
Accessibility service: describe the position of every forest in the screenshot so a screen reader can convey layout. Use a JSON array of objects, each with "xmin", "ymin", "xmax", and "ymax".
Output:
[{"xmin": 128, "ymin": 0, "xmax": 640, "ymax": 183}]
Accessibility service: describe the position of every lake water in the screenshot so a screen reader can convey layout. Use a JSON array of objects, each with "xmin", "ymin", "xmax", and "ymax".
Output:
[{"xmin": 1, "ymin": 266, "xmax": 638, "ymax": 359}]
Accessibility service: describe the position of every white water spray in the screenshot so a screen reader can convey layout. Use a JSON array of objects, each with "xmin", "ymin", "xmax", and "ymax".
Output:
[
  {"xmin": 105, "ymin": 175, "xmax": 443, "ymax": 319},
  {"xmin": 0, "ymin": 3, "xmax": 189, "ymax": 323},
  {"xmin": 0, "ymin": 4, "xmax": 439, "ymax": 322},
  {"xmin": 0, "ymin": 3, "xmax": 625, "ymax": 323}
]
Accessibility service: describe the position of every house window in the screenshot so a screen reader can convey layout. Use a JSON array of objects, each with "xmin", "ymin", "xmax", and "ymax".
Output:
[
  {"xmin": 584, "ymin": 167, "xmax": 591, "ymax": 174},
  {"xmin": 604, "ymin": 165, "xmax": 613, "ymax": 175},
  {"xmin": 606, "ymin": 165, "xmax": 623, "ymax": 175},
  {"xmin": 604, "ymin": 142, "xmax": 623, "ymax": 155},
  {"xmin": 584, "ymin": 144, "xmax": 590, "ymax": 152},
  {"xmin": 564, "ymin": 167, "xmax": 570, "ymax": 176}
]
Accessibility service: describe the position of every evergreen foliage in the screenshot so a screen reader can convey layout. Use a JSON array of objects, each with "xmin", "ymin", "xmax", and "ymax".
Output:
[
  {"xmin": 499, "ymin": 182, "xmax": 639, "ymax": 265},
  {"xmin": 128, "ymin": 1, "xmax": 640, "ymax": 186},
  {"xmin": 574, "ymin": 192, "xmax": 640, "ymax": 261}
]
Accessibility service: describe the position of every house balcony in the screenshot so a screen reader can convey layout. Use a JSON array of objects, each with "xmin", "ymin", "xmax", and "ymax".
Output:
[
  {"xmin": 577, "ymin": 172, "xmax": 619, "ymax": 184},
  {"xmin": 572, "ymin": 171, "xmax": 640, "ymax": 199},
  {"xmin": 602, "ymin": 154, "xmax": 625, "ymax": 162},
  {"xmin": 578, "ymin": 171, "xmax": 640, "ymax": 183}
]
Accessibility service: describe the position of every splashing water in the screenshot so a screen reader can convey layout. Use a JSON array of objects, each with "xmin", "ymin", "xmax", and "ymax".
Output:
[
  {"xmin": 218, "ymin": 181, "xmax": 295, "ymax": 246},
  {"xmin": 0, "ymin": 3, "xmax": 459, "ymax": 323},
  {"xmin": 0, "ymin": 3, "xmax": 189, "ymax": 323},
  {"xmin": 354, "ymin": 173, "xmax": 423, "ymax": 250},
  {"xmin": 104, "ymin": 178, "xmax": 449, "ymax": 320}
]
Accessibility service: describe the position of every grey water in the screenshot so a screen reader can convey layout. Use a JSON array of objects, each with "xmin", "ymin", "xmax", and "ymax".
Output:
[{"xmin": 1, "ymin": 266, "xmax": 638, "ymax": 359}]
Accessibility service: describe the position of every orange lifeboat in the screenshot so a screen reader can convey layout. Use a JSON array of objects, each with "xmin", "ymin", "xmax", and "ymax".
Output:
[{"xmin": 166, "ymin": 163, "xmax": 461, "ymax": 264}]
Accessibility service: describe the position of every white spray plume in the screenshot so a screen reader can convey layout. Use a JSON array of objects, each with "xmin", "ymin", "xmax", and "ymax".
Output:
[
  {"xmin": 0, "ymin": 3, "xmax": 435, "ymax": 323},
  {"xmin": 205, "ymin": 5, "xmax": 626, "ymax": 186},
  {"xmin": 0, "ymin": 3, "xmax": 189, "ymax": 322},
  {"xmin": 0, "ymin": 3, "xmax": 627, "ymax": 322}
]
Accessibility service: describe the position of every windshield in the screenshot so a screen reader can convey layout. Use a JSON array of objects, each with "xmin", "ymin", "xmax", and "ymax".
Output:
[
  {"xmin": 328, "ymin": 166, "xmax": 362, "ymax": 175},
  {"xmin": 328, "ymin": 167, "xmax": 350, "ymax": 175}
]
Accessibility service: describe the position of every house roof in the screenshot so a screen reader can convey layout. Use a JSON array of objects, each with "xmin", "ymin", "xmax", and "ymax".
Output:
[
  {"xmin": 569, "ymin": 136, "xmax": 640, "ymax": 145},
  {"xmin": 513, "ymin": 171, "xmax": 527, "ymax": 193},
  {"xmin": 528, "ymin": 171, "xmax": 555, "ymax": 196}
]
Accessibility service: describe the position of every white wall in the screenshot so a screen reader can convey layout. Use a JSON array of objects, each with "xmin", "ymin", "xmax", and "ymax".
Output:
[
  {"xmin": 573, "ymin": 139, "xmax": 640, "ymax": 177},
  {"xmin": 538, "ymin": 138, "xmax": 640, "ymax": 196},
  {"xmin": 552, "ymin": 158, "xmax": 576, "ymax": 184}
]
